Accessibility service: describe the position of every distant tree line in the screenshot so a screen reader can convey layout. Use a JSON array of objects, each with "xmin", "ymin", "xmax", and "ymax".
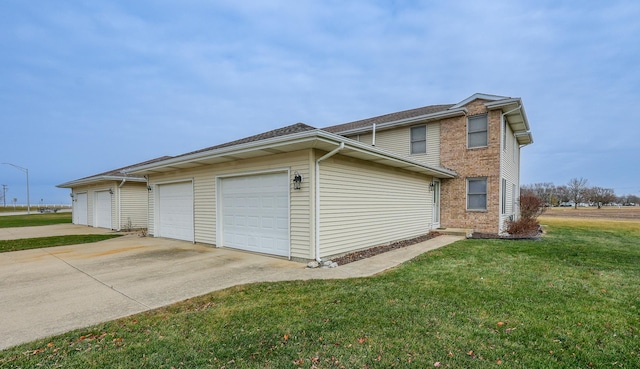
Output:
[{"xmin": 522, "ymin": 177, "xmax": 640, "ymax": 209}]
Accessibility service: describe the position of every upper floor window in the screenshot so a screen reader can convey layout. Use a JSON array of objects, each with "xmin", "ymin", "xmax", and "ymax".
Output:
[
  {"xmin": 468, "ymin": 114, "xmax": 488, "ymax": 148},
  {"xmin": 467, "ymin": 177, "xmax": 487, "ymax": 211},
  {"xmin": 410, "ymin": 125, "xmax": 427, "ymax": 154}
]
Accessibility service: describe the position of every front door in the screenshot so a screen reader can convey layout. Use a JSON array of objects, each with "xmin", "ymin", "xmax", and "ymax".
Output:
[{"xmin": 432, "ymin": 180, "xmax": 441, "ymax": 229}]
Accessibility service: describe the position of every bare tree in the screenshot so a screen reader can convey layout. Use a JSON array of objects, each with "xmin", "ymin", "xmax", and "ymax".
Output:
[
  {"xmin": 567, "ymin": 177, "xmax": 588, "ymax": 209},
  {"xmin": 586, "ymin": 187, "xmax": 616, "ymax": 209},
  {"xmin": 555, "ymin": 185, "xmax": 570, "ymax": 205},
  {"xmin": 521, "ymin": 182, "xmax": 557, "ymax": 206}
]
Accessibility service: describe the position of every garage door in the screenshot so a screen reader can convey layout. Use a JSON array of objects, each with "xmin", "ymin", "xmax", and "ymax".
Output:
[
  {"xmin": 74, "ymin": 193, "xmax": 88, "ymax": 225},
  {"xmin": 94, "ymin": 190, "xmax": 112, "ymax": 229},
  {"xmin": 156, "ymin": 181, "xmax": 194, "ymax": 241},
  {"xmin": 220, "ymin": 172, "xmax": 289, "ymax": 256}
]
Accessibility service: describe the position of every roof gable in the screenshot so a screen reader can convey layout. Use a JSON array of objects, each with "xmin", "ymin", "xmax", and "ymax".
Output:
[{"xmin": 450, "ymin": 93, "xmax": 511, "ymax": 109}]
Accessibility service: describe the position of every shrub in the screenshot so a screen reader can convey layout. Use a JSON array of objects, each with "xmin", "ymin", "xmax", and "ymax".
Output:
[
  {"xmin": 504, "ymin": 193, "xmax": 546, "ymax": 237},
  {"xmin": 505, "ymin": 217, "xmax": 541, "ymax": 237},
  {"xmin": 520, "ymin": 193, "xmax": 546, "ymax": 219}
]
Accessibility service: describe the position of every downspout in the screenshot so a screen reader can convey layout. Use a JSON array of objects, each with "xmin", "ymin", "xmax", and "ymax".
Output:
[
  {"xmin": 315, "ymin": 142, "xmax": 345, "ymax": 262},
  {"xmin": 117, "ymin": 177, "xmax": 127, "ymax": 231}
]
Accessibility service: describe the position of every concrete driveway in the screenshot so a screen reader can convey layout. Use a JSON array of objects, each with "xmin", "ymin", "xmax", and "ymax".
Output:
[{"xmin": 0, "ymin": 224, "xmax": 462, "ymax": 350}]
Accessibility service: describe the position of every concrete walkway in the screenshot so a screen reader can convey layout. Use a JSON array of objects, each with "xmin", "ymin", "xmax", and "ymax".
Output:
[{"xmin": 0, "ymin": 225, "xmax": 462, "ymax": 350}]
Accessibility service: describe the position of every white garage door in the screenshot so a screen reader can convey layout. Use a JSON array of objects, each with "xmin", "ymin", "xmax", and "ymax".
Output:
[
  {"xmin": 156, "ymin": 181, "xmax": 194, "ymax": 241},
  {"xmin": 74, "ymin": 193, "xmax": 88, "ymax": 225},
  {"xmin": 220, "ymin": 172, "xmax": 289, "ymax": 257},
  {"xmin": 94, "ymin": 190, "xmax": 112, "ymax": 229}
]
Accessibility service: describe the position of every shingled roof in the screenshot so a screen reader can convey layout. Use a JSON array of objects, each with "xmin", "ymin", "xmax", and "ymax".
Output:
[
  {"xmin": 323, "ymin": 104, "xmax": 455, "ymax": 133},
  {"xmin": 57, "ymin": 156, "xmax": 173, "ymax": 187},
  {"xmin": 172, "ymin": 122, "xmax": 317, "ymax": 158}
]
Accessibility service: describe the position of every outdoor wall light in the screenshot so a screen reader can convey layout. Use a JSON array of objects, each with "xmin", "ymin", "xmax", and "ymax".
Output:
[
  {"xmin": 429, "ymin": 181, "xmax": 435, "ymax": 191},
  {"xmin": 293, "ymin": 171, "xmax": 303, "ymax": 190},
  {"xmin": 147, "ymin": 185, "xmax": 152, "ymax": 192},
  {"xmin": 109, "ymin": 188, "xmax": 114, "ymax": 195},
  {"xmin": 70, "ymin": 193, "xmax": 74, "ymax": 198}
]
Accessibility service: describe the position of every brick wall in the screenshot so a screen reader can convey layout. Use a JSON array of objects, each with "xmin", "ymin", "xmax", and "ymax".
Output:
[{"xmin": 439, "ymin": 99, "xmax": 502, "ymax": 233}]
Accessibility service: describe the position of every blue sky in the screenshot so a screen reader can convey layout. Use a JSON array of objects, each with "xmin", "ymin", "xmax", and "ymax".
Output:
[{"xmin": 1, "ymin": 0, "xmax": 639, "ymax": 205}]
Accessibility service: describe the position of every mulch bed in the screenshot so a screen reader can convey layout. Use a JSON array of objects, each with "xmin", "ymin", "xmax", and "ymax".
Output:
[{"xmin": 330, "ymin": 232, "xmax": 441, "ymax": 266}]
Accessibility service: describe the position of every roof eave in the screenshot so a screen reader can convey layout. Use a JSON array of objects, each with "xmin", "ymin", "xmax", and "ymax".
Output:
[
  {"xmin": 127, "ymin": 129, "xmax": 456, "ymax": 179},
  {"xmin": 515, "ymin": 132, "xmax": 534, "ymax": 146},
  {"xmin": 127, "ymin": 129, "xmax": 328, "ymax": 174},
  {"xmin": 56, "ymin": 175, "xmax": 146, "ymax": 189}
]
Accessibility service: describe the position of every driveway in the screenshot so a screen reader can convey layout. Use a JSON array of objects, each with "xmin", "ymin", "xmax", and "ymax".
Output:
[{"xmin": 0, "ymin": 225, "xmax": 462, "ymax": 350}]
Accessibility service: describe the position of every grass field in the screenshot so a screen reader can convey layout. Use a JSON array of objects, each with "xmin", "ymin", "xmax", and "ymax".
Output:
[
  {"xmin": 0, "ymin": 206, "xmax": 71, "ymax": 213},
  {"xmin": 541, "ymin": 206, "xmax": 640, "ymax": 220},
  {"xmin": 0, "ymin": 212, "xmax": 71, "ymax": 228},
  {"xmin": 1, "ymin": 214, "xmax": 638, "ymax": 368}
]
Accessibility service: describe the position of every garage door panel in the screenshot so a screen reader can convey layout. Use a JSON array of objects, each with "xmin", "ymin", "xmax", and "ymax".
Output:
[
  {"xmin": 74, "ymin": 193, "xmax": 88, "ymax": 225},
  {"xmin": 95, "ymin": 191, "xmax": 112, "ymax": 229},
  {"xmin": 221, "ymin": 172, "xmax": 289, "ymax": 257},
  {"xmin": 157, "ymin": 182, "xmax": 193, "ymax": 242}
]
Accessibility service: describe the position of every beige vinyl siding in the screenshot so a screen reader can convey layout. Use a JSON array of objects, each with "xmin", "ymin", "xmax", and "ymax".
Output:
[
  {"xmin": 346, "ymin": 123, "xmax": 440, "ymax": 167},
  {"xmin": 318, "ymin": 154, "xmax": 432, "ymax": 258},
  {"xmin": 119, "ymin": 183, "xmax": 147, "ymax": 230},
  {"xmin": 147, "ymin": 150, "xmax": 313, "ymax": 260},
  {"xmin": 500, "ymin": 121, "xmax": 521, "ymax": 231}
]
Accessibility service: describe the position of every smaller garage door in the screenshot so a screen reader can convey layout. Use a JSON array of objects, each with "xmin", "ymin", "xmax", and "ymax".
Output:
[
  {"xmin": 94, "ymin": 190, "xmax": 112, "ymax": 229},
  {"xmin": 74, "ymin": 193, "xmax": 88, "ymax": 225},
  {"xmin": 220, "ymin": 172, "xmax": 289, "ymax": 257},
  {"xmin": 156, "ymin": 181, "xmax": 194, "ymax": 242}
]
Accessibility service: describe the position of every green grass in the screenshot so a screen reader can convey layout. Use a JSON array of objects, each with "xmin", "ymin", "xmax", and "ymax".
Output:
[
  {"xmin": 0, "ymin": 234, "xmax": 122, "ymax": 253},
  {"xmin": 1, "ymin": 219, "xmax": 639, "ymax": 368},
  {"xmin": 0, "ymin": 212, "xmax": 71, "ymax": 228}
]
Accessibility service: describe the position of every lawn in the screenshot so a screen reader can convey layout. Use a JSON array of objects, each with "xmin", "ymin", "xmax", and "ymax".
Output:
[
  {"xmin": 0, "ymin": 234, "xmax": 122, "ymax": 253},
  {"xmin": 1, "ymin": 218, "xmax": 638, "ymax": 368},
  {"xmin": 0, "ymin": 212, "xmax": 71, "ymax": 228}
]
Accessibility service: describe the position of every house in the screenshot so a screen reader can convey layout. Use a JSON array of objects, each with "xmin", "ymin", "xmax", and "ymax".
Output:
[
  {"xmin": 60, "ymin": 93, "xmax": 532, "ymax": 262},
  {"xmin": 57, "ymin": 157, "xmax": 171, "ymax": 231}
]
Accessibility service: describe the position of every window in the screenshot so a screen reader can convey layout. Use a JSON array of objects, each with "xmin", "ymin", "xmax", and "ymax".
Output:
[
  {"xmin": 468, "ymin": 114, "xmax": 488, "ymax": 148},
  {"xmin": 410, "ymin": 125, "xmax": 427, "ymax": 154},
  {"xmin": 467, "ymin": 177, "xmax": 487, "ymax": 210}
]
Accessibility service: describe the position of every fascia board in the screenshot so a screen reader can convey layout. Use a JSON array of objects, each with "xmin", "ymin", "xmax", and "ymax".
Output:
[
  {"xmin": 56, "ymin": 175, "xmax": 146, "ymax": 188},
  {"xmin": 332, "ymin": 108, "xmax": 468, "ymax": 136}
]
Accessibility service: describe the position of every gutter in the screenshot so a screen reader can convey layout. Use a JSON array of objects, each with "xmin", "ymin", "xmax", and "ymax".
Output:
[{"xmin": 314, "ymin": 142, "xmax": 345, "ymax": 262}]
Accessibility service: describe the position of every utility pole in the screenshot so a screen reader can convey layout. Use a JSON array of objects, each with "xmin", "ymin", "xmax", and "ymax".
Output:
[
  {"xmin": 1, "ymin": 163, "xmax": 30, "ymax": 214},
  {"xmin": 1, "ymin": 184, "xmax": 6, "ymax": 207}
]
